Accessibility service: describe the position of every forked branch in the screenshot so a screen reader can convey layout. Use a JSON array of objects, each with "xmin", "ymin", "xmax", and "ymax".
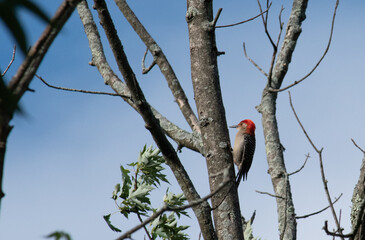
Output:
[
  {"xmin": 113, "ymin": 0, "xmax": 200, "ymax": 133},
  {"xmin": 269, "ymin": 0, "xmax": 339, "ymax": 92},
  {"xmin": 289, "ymin": 91, "xmax": 344, "ymax": 238},
  {"xmin": 141, "ymin": 47, "xmax": 156, "ymax": 74}
]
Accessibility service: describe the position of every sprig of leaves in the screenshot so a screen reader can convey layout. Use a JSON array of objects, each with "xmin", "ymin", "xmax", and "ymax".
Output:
[{"xmin": 104, "ymin": 145, "xmax": 189, "ymax": 239}]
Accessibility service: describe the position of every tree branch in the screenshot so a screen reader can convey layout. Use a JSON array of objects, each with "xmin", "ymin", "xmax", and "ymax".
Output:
[
  {"xmin": 288, "ymin": 153, "xmax": 310, "ymax": 176},
  {"xmin": 113, "ymin": 0, "xmax": 200, "ymax": 133},
  {"xmin": 8, "ymin": 0, "xmax": 82, "ymax": 100},
  {"xmin": 255, "ymin": 190, "xmax": 285, "ymax": 199},
  {"xmin": 257, "ymin": 0, "xmax": 276, "ymax": 49},
  {"xmin": 256, "ymin": 2, "xmax": 309, "ymax": 239},
  {"xmin": 216, "ymin": 3, "xmax": 271, "ymax": 28},
  {"xmin": 76, "ymin": 0, "xmax": 203, "ymax": 154},
  {"xmin": 269, "ymin": 0, "xmax": 339, "ymax": 92},
  {"xmin": 289, "ymin": 91, "xmax": 344, "ymax": 239},
  {"xmin": 1, "ymin": 45, "xmax": 16, "ymax": 77},
  {"xmin": 141, "ymin": 47, "xmax": 156, "ymax": 74},
  {"xmin": 351, "ymin": 138, "xmax": 365, "ymax": 154},
  {"xmin": 323, "ymin": 221, "xmax": 353, "ymax": 239},
  {"xmin": 296, "ymin": 193, "xmax": 342, "ymax": 219},
  {"xmin": 36, "ymin": 74, "xmax": 130, "ymax": 98},
  {"xmin": 211, "ymin": 8, "xmax": 223, "ymax": 28},
  {"xmin": 243, "ymin": 42, "xmax": 268, "ymax": 77}
]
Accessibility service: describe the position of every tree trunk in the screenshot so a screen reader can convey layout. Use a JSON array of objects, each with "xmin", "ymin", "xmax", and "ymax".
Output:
[
  {"xmin": 256, "ymin": 1, "xmax": 308, "ymax": 239},
  {"xmin": 186, "ymin": 1, "xmax": 243, "ymax": 239},
  {"xmin": 351, "ymin": 153, "xmax": 365, "ymax": 240}
]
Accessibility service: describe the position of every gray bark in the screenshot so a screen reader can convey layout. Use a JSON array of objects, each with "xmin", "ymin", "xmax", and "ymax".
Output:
[
  {"xmin": 351, "ymin": 153, "xmax": 365, "ymax": 240},
  {"xmin": 256, "ymin": 1, "xmax": 308, "ymax": 239},
  {"xmin": 186, "ymin": 0, "xmax": 243, "ymax": 239}
]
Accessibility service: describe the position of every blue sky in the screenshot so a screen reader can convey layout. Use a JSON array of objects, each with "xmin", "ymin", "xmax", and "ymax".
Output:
[{"xmin": 0, "ymin": 0, "xmax": 364, "ymax": 239}]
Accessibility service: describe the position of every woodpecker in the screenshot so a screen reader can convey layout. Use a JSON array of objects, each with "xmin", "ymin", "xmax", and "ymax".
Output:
[{"xmin": 230, "ymin": 119, "xmax": 256, "ymax": 183}]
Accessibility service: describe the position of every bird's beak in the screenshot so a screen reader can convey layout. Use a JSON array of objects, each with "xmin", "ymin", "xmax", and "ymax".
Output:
[{"xmin": 229, "ymin": 125, "xmax": 238, "ymax": 128}]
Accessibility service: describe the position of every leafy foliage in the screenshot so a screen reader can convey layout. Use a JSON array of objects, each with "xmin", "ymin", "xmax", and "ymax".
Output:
[
  {"xmin": 45, "ymin": 231, "xmax": 72, "ymax": 240},
  {"xmin": 104, "ymin": 145, "xmax": 189, "ymax": 239},
  {"xmin": 150, "ymin": 212, "xmax": 189, "ymax": 240},
  {"xmin": 103, "ymin": 214, "xmax": 121, "ymax": 232}
]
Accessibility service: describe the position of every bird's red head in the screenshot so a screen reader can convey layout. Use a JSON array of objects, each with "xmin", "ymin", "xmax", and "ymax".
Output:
[{"xmin": 238, "ymin": 119, "xmax": 256, "ymax": 136}]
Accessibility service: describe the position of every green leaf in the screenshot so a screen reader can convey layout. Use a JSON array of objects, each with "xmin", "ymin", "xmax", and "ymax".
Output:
[
  {"xmin": 120, "ymin": 165, "xmax": 131, "ymax": 199},
  {"xmin": 163, "ymin": 191, "xmax": 189, "ymax": 218},
  {"xmin": 103, "ymin": 214, "xmax": 121, "ymax": 232},
  {"xmin": 45, "ymin": 231, "xmax": 72, "ymax": 240},
  {"xmin": 128, "ymin": 183, "xmax": 154, "ymax": 205},
  {"xmin": 112, "ymin": 183, "xmax": 121, "ymax": 200}
]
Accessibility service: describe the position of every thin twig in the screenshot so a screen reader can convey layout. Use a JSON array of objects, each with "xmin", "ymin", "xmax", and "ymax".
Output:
[
  {"xmin": 36, "ymin": 74, "xmax": 130, "ymax": 98},
  {"xmin": 141, "ymin": 47, "xmax": 156, "ymax": 74},
  {"xmin": 257, "ymin": 0, "xmax": 275, "ymax": 49},
  {"xmin": 296, "ymin": 193, "xmax": 343, "ymax": 219},
  {"xmin": 211, "ymin": 8, "xmax": 223, "ymax": 28},
  {"xmin": 323, "ymin": 221, "xmax": 353, "ymax": 238},
  {"xmin": 289, "ymin": 91, "xmax": 344, "ymax": 239},
  {"xmin": 288, "ymin": 92, "xmax": 319, "ymax": 152},
  {"xmin": 269, "ymin": 0, "xmax": 339, "ymax": 92},
  {"xmin": 255, "ymin": 190, "xmax": 285, "ymax": 199},
  {"xmin": 351, "ymin": 138, "xmax": 365, "ymax": 154},
  {"xmin": 137, "ymin": 213, "xmax": 153, "ymax": 240},
  {"xmin": 116, "ymin": 177, "xmax": 231, "ymax": 240},
  {"xmin": 216, "ymin": 3, "xmax": 271, "ymax": 28},
  {"xmin": 288, "ymin": 153, "xmax": 310, "ymax": 176},
  {"xmin": 243, "ymin": 42, "xmax": 268, "ymax": 77},
  {"xmin": 267, "ymin": 5, "xmax": 285, "ymax": 87},
  {"xmin": 2, "ymin": 45, "xmax": 16, "ymax": 77}
]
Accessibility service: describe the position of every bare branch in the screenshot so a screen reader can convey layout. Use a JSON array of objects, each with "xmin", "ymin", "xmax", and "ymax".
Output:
[
  {"xmin": 36, "ymin": 74, "xmax": 130, "ymax": 98},
  {"xmin": 243, "ymin": 42, "xmax": 268, "ymax": 77},
  {"xmin": 141, "ymin": 47, "xmax": 156, "ymax": 74},
  {"xmin": 255, "ymin": 190, "xmax": 285, "ymax": 199},
  {"xmin": 211, "ymin": 8, "xmax": 223, "ymax": 28},
  {"xmin": 323, "ymin": 221, "xmax": 353, "ymax": 239},
  {"xmin": 288, "ymin": 92, "xmax": 319, "ymax": 153},
  {"xmin": 216, "ymin": 4, "xmax": 271, "ymax": 29},
  {"xmin": 2, "ymin": 45, "xmax": 16, "ymax": 77},
  {"xmin": 296, "ymin": 193, "xmax": 343, "ymax": 219},
  {"xmin": 269, "ymin": 0, "xmax": 339, "ymax": 92},
  {"xmin": 257, "ymin": 0, "xmax": 276, "ymax": 49},
  {"xmin": 8, "ymin": 0, "xmax": 82, "ymax": 100},
  {"xmin": 137, "ymin": 213, "xmax": 153, "ymax": 240},
  {"xmin": 288, "ymin": 153, "xmax": 310, "ymax": 176},
  {"xmin": 117, "ymin": 175, "xmax": 231, "ymax": 240},
  {"xmin": 77, "ymin": 0, "xmax": 203, "ymax": 153},
  {"xmin": 113, "ymin": 0, "xmax": 200, "ymax": 133},
  {"xmin": 289, "ymin": 91, "xmax": 344, "ymax": 238},
  {"xmin": 351, "ymin": 138, "xmax": 365, "ymax": 154}
]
